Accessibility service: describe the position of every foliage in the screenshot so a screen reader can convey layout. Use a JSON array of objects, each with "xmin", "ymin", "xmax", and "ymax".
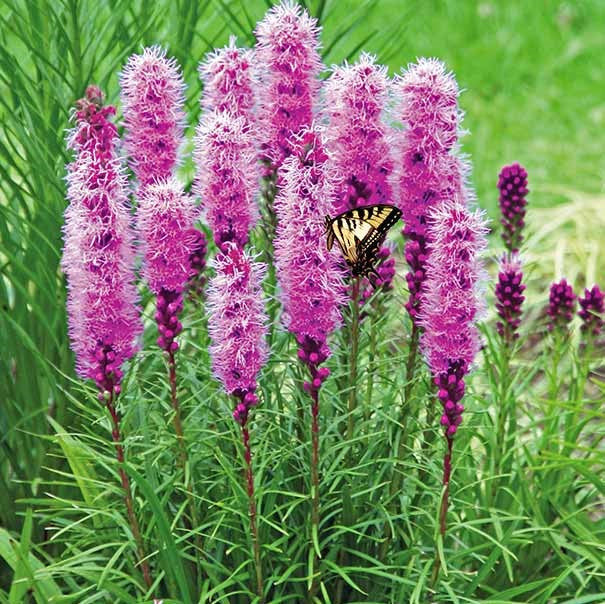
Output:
[{"xmin": 1, "ymin": 0, "xmax": 604, "ymax": 602}]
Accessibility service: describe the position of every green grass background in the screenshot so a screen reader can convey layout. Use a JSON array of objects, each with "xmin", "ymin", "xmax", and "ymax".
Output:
[{"xmin": 1, "ymin": 0, "xmax": 604, "ymax": 602}]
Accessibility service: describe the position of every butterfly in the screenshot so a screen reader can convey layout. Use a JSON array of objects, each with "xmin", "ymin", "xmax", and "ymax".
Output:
[{"xmin": 324, "ymin": 204, "xmax": 402, "ymax": 280}]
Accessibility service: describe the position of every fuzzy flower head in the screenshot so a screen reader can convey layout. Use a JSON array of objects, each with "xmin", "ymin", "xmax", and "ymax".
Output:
[
  {"xmin": 420, "ymin": 201, "xmax": 488, "ymax": 375},
  {"xmin": 206, "ymin": 244, "xmax": 269, "ymax": 424},
  {"xmin": 495, "ymin": 253, "xmax": 526, "ymax": 343},
  {"xmin": 547, "ymin": 279, "xmax": 576, "ymax": 332},
  {"xmin": 392, "ymin": 58, "xmax": 468, "ymax": 320},
  {"xmin": 199, "ymin": 36, "xmax": 255, "ymax": 118},
  {"xmin": 578, "ymin": 285, "xmax": 604, "ymax": 337},
  {"xmin": 392, "ymin": 58, "xmax": 465, "ymax": 232},
  {"xmin": 498, "ymin": 163, "xmax": 528, "ymax": 252},
  {"xmin": 120, "ymin": 46, "xmax": 186, "ymax": 186},
  {"xmin": 62, "ymin": 86, "xmax": 141, "ymax": 391},
  {"xmin": 137, "ymin": 177, "xmax": 198, "ymax": 294},
  {"xmin": 193, "ymin": 110, "xmax": 259, "ymax": 249},
  {"xmin": 255, "ymin": 0, "xmax": 322, "ymax": 169},
  {"xmin": 324, "ymin": 53, "xmax": 393, "ymax": 213},
  {"xmin": 274, "ymin": 127, "xmax": 344, "ymax": 363},
  {"xmin": 420, "ymin": 201, "xmax": 488, "ymax": 436}
]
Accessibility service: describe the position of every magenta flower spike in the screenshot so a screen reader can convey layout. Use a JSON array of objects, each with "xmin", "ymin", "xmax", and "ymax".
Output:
[
  {"xmin": 255, "ymin": 0, "xmax": 322, "ymax": 173},
  {"xmin": 120, "ymin": 46, "xmax": 185, "ymax": 186},
  {"xmin": 188, "ymin": 228, "xmax": 208, "ymax": 299},
  {"xmin": 324, "ymin": 53, "xmax": 396, "ymax": 294},
  {"xmin": 498, "ymin": 163, "xmax": 529, "ymax": 253},
  {"xmin": 274, "ymin": 127, "xmax": 343, "ymax": 596},
  {"xmin": 62, "ymin": 85, "xmax": 151, "ymax": 589},
  {"xmin": 274, "ymin": 128, "xmax": 344, "ymax": 366},
  {"xmin": 206, "ymin": 243, "xmax": 269, "ymax": 423},
  {"xmin": 419, "ymin": 200, "xmax": 488, "ymax": 536},
  {"xmin": 193, "ymin": 110, "xmax": 259, "ymax": 250},
  {"xmin": 578, "ymin": 285, "xmax": 604, "ymax": 337},
  {"xmin": 200, "ymin": 36, "xmax": 255, "ymax": 119},
  {"xmin": 392, "ymin": 58, "xmax": 468, "ymax": 321},
  {"xmin": 495, "ymin": 253, "xmax": 526, "ymax": 344},
  {"xmin": 547, "ymin": 279, "xmax": 576, "ymax": 332},
  {"xmin": 137, "ymin": 177, "xmax": 199, "ymax": 352},
  {"xmin": 62, "ymin": 86, "xmax": 142, "ymax": 391}
]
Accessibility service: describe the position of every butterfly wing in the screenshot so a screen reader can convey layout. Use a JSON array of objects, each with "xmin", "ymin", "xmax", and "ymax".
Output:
[{"xmin": 326, "ymin": 205, "xmax": 401, "ymax": 276}]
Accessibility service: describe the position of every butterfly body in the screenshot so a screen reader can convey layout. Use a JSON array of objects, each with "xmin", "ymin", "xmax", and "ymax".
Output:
[{"xmin": 325, "ymin": 204, "xmax": 402, "ymax": 279}]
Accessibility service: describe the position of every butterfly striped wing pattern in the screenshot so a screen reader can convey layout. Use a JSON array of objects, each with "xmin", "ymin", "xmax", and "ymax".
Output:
[{"xmin": 325, "ymin": 204, "xmax": 402, "ymax": 278}]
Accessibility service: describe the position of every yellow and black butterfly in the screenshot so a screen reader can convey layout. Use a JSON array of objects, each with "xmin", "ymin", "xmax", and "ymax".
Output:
[{"xmin": 325, "ymin": 204, "xmax": 402, "ymax": 280}]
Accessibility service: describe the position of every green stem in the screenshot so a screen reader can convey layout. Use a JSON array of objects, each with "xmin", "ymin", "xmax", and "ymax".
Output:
[
  {"xmin": 365, "ymin": 310, "xmax": 377, "ymax": 423},
  {"xmin": 308, "ymin": 384, "xmax": 321, "ymax": 600},
  {"xmin": 105, "ymin": 389, "xmax": 152, "ymax": 591},
  {"xmin": 168, "ymin": 351, "xmax": 203, "ymax": 588},
  {"xmin": 347, "ymin": 277, "xmax": 361, "ymax": 443},
  {"xmin": 379, "ymin": 322, "xmax": 419, "ymax": 561}
]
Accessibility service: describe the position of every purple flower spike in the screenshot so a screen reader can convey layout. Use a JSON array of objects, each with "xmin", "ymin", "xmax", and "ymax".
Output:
[
  {"xmin": 392, "ymin": 58, "xmax": 468, "ymax": 321},
  {"xmin": 200, "ymin": 36, "xmax": 255, "ymax": 119},
  {"xmin": 137, "ymin": 177, "xmax": 199, "ymax": 296},
  {"xmin": 324, "ymin": 53, "xmax": 396, "ymax": 295},
  {"xmin": 193, "ymin": 110, "xmax": 259, "ymax": 250},
  {"xmin": 324, "ymin": 53, "xmax": 393, "ymax": 214},
  {"xmin": 187, "ymin": 228, "xmax": 208, "ymax": 298},
  {"xmin": 255, "ymin": 0, "xmax": 322, "ymax": 171},
  {"xmin": 120, "ymin": 46, "xmax": 185, "ymax": 186},
  {"xmin": 578, "ymin": 285, "xmax": 604, "ymax": 336},
  {"xmin": 547, "ymin": 279, "xmax": 576, "ymax": 332},
  {"xmin": 495, "ymin": 253, "xmax": 526, "ymax": 344},
  {"xmin": 419, "ymin": 200, "xmax": 487, "ymax": 539},
  {"xmin": 420, "ymin": 201, "xmax": 488, "ymax": 382},
  {"xmin": 206, "ymin": 243, "xmax": 269, "ymax": 424},
  {"xmin": 62, "ymin": 86, "xmax": 142, "ymax": 387},
  {"xmin": 274, "ymin": 127, "xmax": 345, "ymax": 359},
  {"xmin": 498, "ymin": 163, "xmax": 529, "ymax": 253}
]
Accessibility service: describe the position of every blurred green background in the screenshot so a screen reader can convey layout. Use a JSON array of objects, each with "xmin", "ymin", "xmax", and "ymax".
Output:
[{"xmin": 1, "ymin": 0, "xmax": 604, "ymax": 588}]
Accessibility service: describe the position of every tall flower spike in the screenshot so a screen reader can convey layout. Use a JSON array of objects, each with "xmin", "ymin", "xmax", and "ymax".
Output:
[
  {"xmin": 255, "ymin": 0, "xmax": 322, "ymax": 172},
  {"xmin": 62, "ymin": 86, "xmax": 151, "ymax": 589},
  {"xmin": 419, "ymin": 200, "xmax": 488, "ymax": 540},
  {"xmin": 420, "ymin": 201, "xmax": 488, "ymax": 397},
  {"xmin": 498, "ymin": 163, "xmax": 528, "ymax": 253},
  {"xmin": 193, "ymin": 110, "xmax": 259, "ymax": 250},
  {"xmin": 495, "ymin": 253, "xmax": 526, "ymax": 344},
  {"xmin": 120, "ymin": 46, "xmax": 186, "ymax": 186},
  {"xmin": 274, "ymin": 128, "xmax": 345, "ymax": 362},
  {"xmin": 324, "ymin": 53, "xmax": 396, "ymax": 295},
  {"xmin": 274, "ymin": 127, "xmax": 343, "ymax": 597},
  {"xmin": 206, "ymin": 243, "xmax": 269, "ymax": 424},
  {"xmin": 200, "ymin": 36, "xmax": 255, "ymax": 119},
  {"xmin": 547, "ymin": 279, "xmax": 576, "ymax": 332},
  {"xmin": 392, "ymin": 58, "xmax": 469, "ymax": 321},
  {"xmin": 578, "ymin": 285, "xmax": 604, "ymax": 337},
  {"xmin": 62, "ymin": 86, "xmax": 142, "ymax": 389}
]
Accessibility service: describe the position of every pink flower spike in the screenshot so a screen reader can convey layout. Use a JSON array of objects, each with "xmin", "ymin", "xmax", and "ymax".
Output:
[
  {"xmin": 137, "ymin": 177, "xmax": 199, "ymax": 295},
  {"xmin": 199, "ymin": 36, "xmax": 255, "ymax": 119},
  {"xmin": 255, "ymin": 0, "xmax": 322, "ymax": 170},
  {"xmin": 420, "ymin": 201, "xmax": 489, "ymax": 377},
  {"xmin": 193, "ymin": 110, "xmax": 259, "ymax": 249},
  {"xmin": 274, "ymin": 127, "xmax": 345, "ymax": 361},
  {"xmin": 206, "ymin": 243, "xmax": 269, "ymax": 398},
  {"xmin": 62, "ymin": 86, "xmax": 142, "ymax": 388},
  {"xmin": 120, "ymin": 46, "xmax": 186, "ymax": 186},
  {"xmin": 391, "ymin": 58, "xmax": 469, "ymax": 321},
  {"xmin": 324, "ymin": 52, "xmax": 393, "ymax": 214}
]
